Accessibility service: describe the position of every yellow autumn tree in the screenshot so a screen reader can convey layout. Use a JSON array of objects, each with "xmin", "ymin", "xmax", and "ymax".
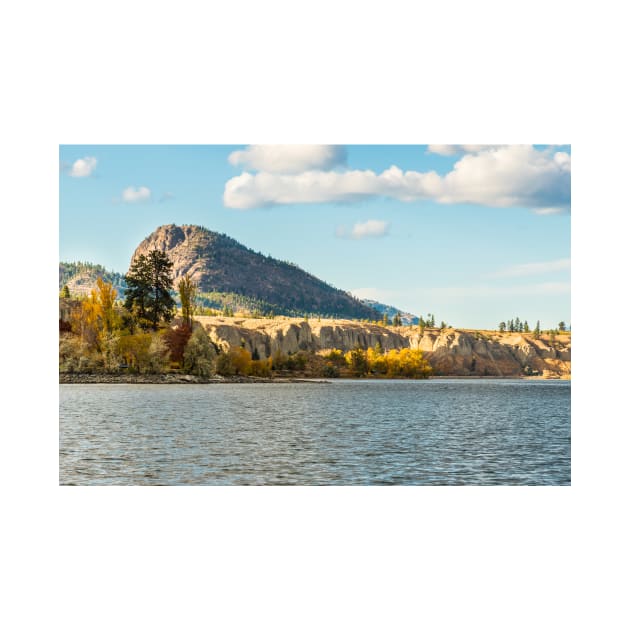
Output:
[
  {"xmin": 366, "ymin": 346, "xmax": 387, "ymax": 375},
  {"xmin": 382, "ymin": 348, "xmax": 432, "ymax": 378},
  {"xmin": 96, "ymin": 276, "xmax": 119, "ymax": 334},
  {"xmin": 69, "ymin": 277, "xmax": 121, "ymax": 354},
  {"xmin": 71, "ymin": 291, "xmax": 101, "ymax": 350},
  {"xmin": 216, "ymin": 347, "xmax": 252, "ymax": 376}
]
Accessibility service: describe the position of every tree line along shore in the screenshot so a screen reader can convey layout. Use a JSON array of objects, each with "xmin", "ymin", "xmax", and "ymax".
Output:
[
  {"xmin": 59, "ymin": 251, "xmax": 432, "ymax": 380},
  {"xmin": 60, "ymin": 250, "xmax": 569, "ymax": 381}
]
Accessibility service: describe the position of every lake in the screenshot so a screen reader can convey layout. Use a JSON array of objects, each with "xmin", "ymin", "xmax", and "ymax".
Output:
[{"xmin": 59, "ymin": 379, "xmax": 570, "ymax": 485}]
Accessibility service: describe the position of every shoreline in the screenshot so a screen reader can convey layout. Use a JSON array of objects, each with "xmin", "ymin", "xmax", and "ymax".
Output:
[
  {"xmin": 59, "ymin": 373, "xmax": 331, "ymax": 385},
  {"xmin": 59, "ymin": 373, "xmax": 569, "ymax": 384}
]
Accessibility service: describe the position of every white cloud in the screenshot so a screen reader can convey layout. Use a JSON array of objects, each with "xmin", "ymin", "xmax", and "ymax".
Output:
[
  {"xmin": 337, "ymin": 219, "xmax": 390, "ymax": 239},
  {"xmin": 228, "ymin": 145, "xmax": 346, "ymax": 174},
  {"xmin": 427, "ymin": 144, "xmax": 505, "ymax": 156},
  {"xmin": 224, "ymin": 145, "xmax": 570, "ymax": 213},
  {"xmin": 351, "ymin": 219, "xmax": 390, "ymax": 239},
  {"xmin": 122, "ymin": 186, "xmax": 151, "ymax": 202},
  {"xmin": 69, "ymin": 156, "xmax": 97, "ymax": 177},
  {"xmin": 159, "ymin": 192, "xmax": 175, "ymax": 203},
  {"xmin": 533, "ymin": 207, "xmax": 567, "ymax": 215},
  {"xmin": 489, "ymin": 258, "xmax": 571, "ymax": 278},
  {"xmin": 224, "ymin": 167, "xmax": 442, "ymax": 208}
]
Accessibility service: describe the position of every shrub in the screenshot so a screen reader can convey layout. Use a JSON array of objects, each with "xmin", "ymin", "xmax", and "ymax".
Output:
[
  {"xmin": 183, "ymin": 327, "xmax": 217, "ymax": 376},
  {"xmin": 322, "ymin": 363, "xmax": 339, "ymax": 378},
  {"xmin": 216, "ymin": 352, "xmax": 236, "ymax": 376},
  {"xmin": 147, "ymin": 334, "xmax": 169, "ymax": 374},
  {"xmin": 165, "ymin": 324, "xmax": 193, "ymax": 365},
  {"xmin": 215, "ymin": 346, "xmax": 251, "ymax": 376},
  {"xmin": 366, "ymin": 347, "xmax": 387, "ymax": 375},
  {"xmin": 59, "ymin": 335, "xmax": 90, "ymax": 373},
  {"xmin": 101, "ymin": 332, "xmax": 123, "ymax": 372},
  {"xmin": 382, "ymin": 348, "xmax": 432, "ymax": 378},
  {"xmin": 250, "ymin": 358, "xmax": 272, "ymax": 377},
  {"xmin": 117, "ymin": 333, "xmax": 152, "ymax": 373},
  {"xmin": 345, "ymin": 346, "xmax": 369, "ymax": 377},
  {"xmin": 323, "ymin": 349, "xmax": 346, "ymax": 367},
  {"xmin": 59, "ymin": 318, "xmax": 72, "ymax": 333}
]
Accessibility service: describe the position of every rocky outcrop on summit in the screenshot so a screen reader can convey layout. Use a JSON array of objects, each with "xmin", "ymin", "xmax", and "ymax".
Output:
[
  {"xmin": 130, "ymin": 224, "xmax": 380, "ymax": 320},
  {"xmin": 195, "ymin": 316, "xmax": 571, "ymax": 378}
]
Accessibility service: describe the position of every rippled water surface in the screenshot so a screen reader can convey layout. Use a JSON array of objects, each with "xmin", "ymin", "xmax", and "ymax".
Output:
[{"xmin": 59, "ymin": 379, "xmax": 570, "ymax": 485}]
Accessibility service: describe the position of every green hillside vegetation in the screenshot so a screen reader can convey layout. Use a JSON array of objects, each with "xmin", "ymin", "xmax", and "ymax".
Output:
[{"xmin": 194, "ymin": 290, "xmax": 358, "ymax": 319}]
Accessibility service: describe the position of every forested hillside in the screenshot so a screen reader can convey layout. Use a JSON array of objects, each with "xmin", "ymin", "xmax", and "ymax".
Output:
[{"xmin": 59, "ymin": 262, "xmax": 126, "ymax": 297}]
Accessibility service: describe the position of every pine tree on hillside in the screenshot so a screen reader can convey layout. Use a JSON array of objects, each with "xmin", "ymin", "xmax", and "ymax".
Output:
[{"xmin": 124, "ymin": 251, "xmax": 175, "ymax": 330}]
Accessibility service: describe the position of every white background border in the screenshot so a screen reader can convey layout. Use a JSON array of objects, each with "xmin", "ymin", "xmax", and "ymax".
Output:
[{"xmin": 3, "ymin": 1, "xmax": 628, "ymax": 628}]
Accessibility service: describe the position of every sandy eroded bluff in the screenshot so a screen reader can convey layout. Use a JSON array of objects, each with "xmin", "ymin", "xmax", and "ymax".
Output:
[{"xmin": 194, "ymin": 316, "xmax": 571, "ymax": 378}]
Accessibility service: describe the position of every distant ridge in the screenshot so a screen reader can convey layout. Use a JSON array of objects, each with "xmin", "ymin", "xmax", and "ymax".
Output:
[
  {"xmin": 359, "ymin": 299, "xmax": 419, "ymax": 325},
  {"xmin": 59, "ymin": 262, "xmax": 126, "ymax": 297},
  {"xmin": 129, "ymin": 224, "xmax": 382, "ymax": 320}
]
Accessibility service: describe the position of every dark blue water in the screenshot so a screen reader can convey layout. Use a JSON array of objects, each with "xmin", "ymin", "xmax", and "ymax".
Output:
[{"xmin": 59, "ymin": 379, "xmax": 570, "ymax": 485}]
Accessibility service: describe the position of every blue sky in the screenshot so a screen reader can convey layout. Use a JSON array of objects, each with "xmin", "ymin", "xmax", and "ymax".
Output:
[{"xmin": 59, "ymin": 144, "xmax": 570, "ymax": 329}]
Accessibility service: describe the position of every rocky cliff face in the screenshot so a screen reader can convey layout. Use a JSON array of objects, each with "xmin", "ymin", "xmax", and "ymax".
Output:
[
  {"xmin": 194, "ymin": 316, "xmax": 571, "ymax": 378},
  {"xmin": 130, "ymin": 224, "xmax": 381, "ymax": 320}
]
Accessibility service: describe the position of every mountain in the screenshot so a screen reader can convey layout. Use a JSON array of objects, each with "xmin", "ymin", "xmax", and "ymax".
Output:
[
  {"xmin": 59, "ymin": 262, "xmax": 126, "ymax": 297},
  {"xmin": 359, "ymin": 299, "xmax": 419, "ymax": 325},
  {"xmin": 130, "ymin": 224, "xmax": 382, "ymax": 320}
]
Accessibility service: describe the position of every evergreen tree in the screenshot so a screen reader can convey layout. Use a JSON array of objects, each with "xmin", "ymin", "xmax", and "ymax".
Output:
[
  {"xmin": 499, "ymin": 321, "xmax": 506, "ymax": 333},
  {"xmin": 558, "ymin": 321, "xmax": 566, "ymax": 332},
  {"xmin": 124, "ymin": 251, "xmax": 175, "ymax": 331},
  {"xmin": 393, "ymin": 312, "xmax": 402, "ymax": 327},
  {"xmin": 62, "ymin": 284, "xmax": 70, "ymax": 298},
  {"xmin": 347, "ymin": 346, "xmax": 369, "ymax": 377},
  {"xmin": 524, "ymin": 321, "xmax": 530, "ymax": 333},
  {"xmin": 533, "ymin": 320, "xmax": 541, "ymax": 339}
]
